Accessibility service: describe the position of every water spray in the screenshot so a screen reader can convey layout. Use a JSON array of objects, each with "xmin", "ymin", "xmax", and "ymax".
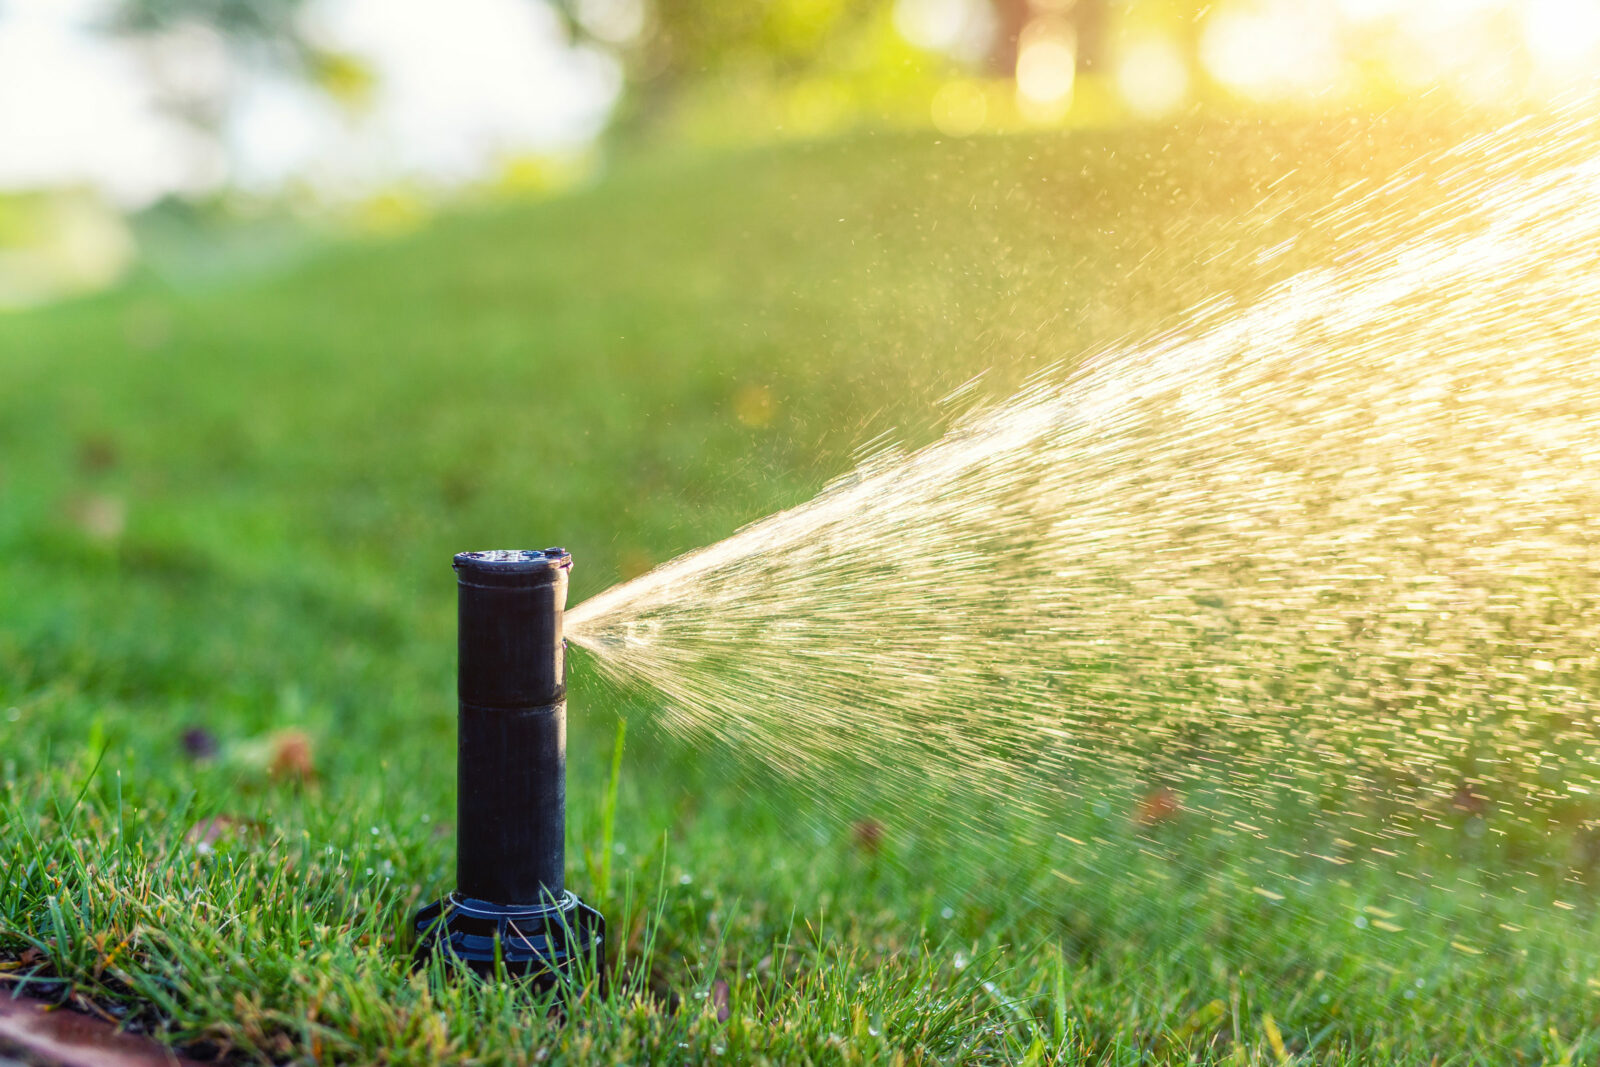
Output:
[
  {"xmin": 414, "ymin": 550, "xmax": 605, "ymax": 983},
  {"xmin": 566, "ymin": 110, "xmax": 1600, "ymax": 880}
]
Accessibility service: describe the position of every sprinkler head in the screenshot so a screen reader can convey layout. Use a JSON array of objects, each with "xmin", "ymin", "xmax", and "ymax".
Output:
[{"xmin": 414, "ymin": 549, "xmax": 605, "ymax": 985}]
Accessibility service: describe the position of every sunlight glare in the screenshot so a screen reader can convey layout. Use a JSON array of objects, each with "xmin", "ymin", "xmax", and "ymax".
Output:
[
  {"xmin": 1116, "ymin": 35, "xmax": 1190, "ymax": 118},
  {"xmin": 1522, "ymin": 0, "xmax": 1600, "ymax": 66},
  {"xmin": 1015, "ymin": 20, "xmax": 1076, "ymax": 119}
]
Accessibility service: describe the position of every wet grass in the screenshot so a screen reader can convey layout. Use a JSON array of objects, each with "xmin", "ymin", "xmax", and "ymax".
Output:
[{"xmin": 3, "ymin": 114, "xmax": 1596, "ymax": 1064}]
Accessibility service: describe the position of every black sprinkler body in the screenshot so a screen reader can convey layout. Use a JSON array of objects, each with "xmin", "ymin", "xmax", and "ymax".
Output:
[{"xmin": 414, "ymin": 549, "xmax": 605, "ymax": 983}]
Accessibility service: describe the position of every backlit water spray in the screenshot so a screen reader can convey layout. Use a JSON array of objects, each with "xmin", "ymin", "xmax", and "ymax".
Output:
[{"xmin": 569, "ymin": 106, "xmax": 1600, "ymax": 947}]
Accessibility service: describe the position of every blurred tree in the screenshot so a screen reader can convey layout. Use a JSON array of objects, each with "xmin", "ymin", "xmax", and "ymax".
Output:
[
  {"xmin": 551, "ymin": 0, "xmax": 884, "ymax": 126},
  {"xmin": 109, "ymin": 0, "xmax": 307, "ymax": 43},
  {"xmin": 551, "ymin": 0, "xmax": 1128, "ymax": 129},
  {"xmin": 107, "ymin": 0, "xmax": 374, "ymax": 125},
  {"xmin": 99, "ymin": 0, "xmax": 374, "ymax": 200},
  {"xmin": 108, "ymin": 0, "xmax": 1207, "ymax": 141}
]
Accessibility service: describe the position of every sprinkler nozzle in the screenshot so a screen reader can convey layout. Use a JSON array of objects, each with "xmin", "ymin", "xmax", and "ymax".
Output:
[{"xmin": 414, "ymin": 549, "xmax": 605, "ymax": 985}]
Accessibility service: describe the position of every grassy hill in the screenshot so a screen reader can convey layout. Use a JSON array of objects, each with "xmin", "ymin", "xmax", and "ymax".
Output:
[{"xmin": 4, "ymin": 117, "xmax": 1593, "ymax": 1064}]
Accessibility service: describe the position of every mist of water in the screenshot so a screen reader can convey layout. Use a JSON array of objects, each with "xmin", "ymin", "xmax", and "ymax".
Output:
[{"xmin": 567, "ymin": 106, "xmax": 1600, "ymax": 905}]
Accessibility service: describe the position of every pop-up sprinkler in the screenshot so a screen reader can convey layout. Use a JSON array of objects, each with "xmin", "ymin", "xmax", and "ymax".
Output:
[{"xmin": 414, "ymin": 549, "xmax": 605, "ymax": 983}]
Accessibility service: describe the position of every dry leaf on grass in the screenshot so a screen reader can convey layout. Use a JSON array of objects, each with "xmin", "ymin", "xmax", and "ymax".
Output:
[
  {"xmin": 269, "ymin": 729, "xmax": 316, "ymax": 783},
  {"xmin": 1135, "ymin": 787, "xmax": 1182, "ymax": 827},
  {"xmin": 851, "ymin": 817, "xmax": 885, "ymax": 856}
]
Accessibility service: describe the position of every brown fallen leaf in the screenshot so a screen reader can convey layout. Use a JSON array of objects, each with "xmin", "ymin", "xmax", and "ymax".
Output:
[
  {"xmin": 1451, "ymin": 782, "xmax": 1488, "ymax": 815},
  {"xmin": 852, "ymin": 817, "xmax": 885, "ymax": 856},
  {"xmin": 77, "ymin": 435, "xmax": 119, "ymax": 474},
  {"xmin": 269, "ymin": 729, "xmax": 316, "ymax": 783},
  {"xmin": 1135, "ymin": 787, "xmax": 1183, "ymax": 827}
]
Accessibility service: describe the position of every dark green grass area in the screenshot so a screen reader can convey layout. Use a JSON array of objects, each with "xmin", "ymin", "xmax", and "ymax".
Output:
[{"xmin": 3, "ymin": 116, "xmax": 1597, "ymax": 1064}]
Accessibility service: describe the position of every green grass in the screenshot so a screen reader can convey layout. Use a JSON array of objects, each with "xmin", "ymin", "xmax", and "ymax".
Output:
[{"xmin": 3, "ymin": 115, "xmax": 1598, "ymax": 1064}]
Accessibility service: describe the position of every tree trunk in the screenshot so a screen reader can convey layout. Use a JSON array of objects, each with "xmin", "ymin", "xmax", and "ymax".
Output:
[
  {"xmin": 987, "ymin": 0, "xmax": 1108, "ymax": 77},
  {"xmin": 988, "ymin": 0, "xmax": 1030, "ymax": 77}
]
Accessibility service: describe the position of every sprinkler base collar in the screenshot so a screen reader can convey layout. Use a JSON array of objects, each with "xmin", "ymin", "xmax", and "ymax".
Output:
[{"xmin": 414, "ymin": 892, "xmax": 605, "ymax": 984}]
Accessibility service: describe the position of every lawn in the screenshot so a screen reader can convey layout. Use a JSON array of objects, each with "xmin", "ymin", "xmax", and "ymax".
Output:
[{"xmin": 3, "ymin": 115, "xmax": 1597, "ymax": 1064}]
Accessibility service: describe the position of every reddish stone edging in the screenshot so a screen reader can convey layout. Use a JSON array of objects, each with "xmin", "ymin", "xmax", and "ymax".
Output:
[{"xmin": 0, "ymin": 995, "xmax": 203, "ymax": 1067}]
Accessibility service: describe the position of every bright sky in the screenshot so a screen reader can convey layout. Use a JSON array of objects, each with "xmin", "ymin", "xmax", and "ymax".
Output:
[
  {"xmin": 5, "ymin": 0, "xmax": 1598, "ymax": 208},
  {"xmin": 0, "ymin": 0, "xmax": 622, "ymax": 208}
]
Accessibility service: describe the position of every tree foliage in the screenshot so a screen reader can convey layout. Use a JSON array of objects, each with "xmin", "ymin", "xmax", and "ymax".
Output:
[{"xmin": 108, "ymin": 0, "xmax": 308, "ymax": 44}]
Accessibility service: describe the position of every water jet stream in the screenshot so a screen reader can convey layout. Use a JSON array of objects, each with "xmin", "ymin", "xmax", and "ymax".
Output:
[{"xmin": 568, "ymin": 106, "xmax": 1600, "ymax": 920}]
